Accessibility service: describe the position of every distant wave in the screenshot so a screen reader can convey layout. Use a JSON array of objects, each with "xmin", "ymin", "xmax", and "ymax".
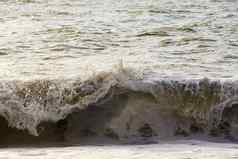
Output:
[{"xmin": 0, "ymin": 67, "xmax": 238, "ymax": 146}]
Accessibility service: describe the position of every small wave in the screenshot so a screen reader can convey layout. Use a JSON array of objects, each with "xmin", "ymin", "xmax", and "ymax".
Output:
[
  {"xmin": 0, "ymin": 68, "xmax": 238, "ymax": 146},
  {"xmin": 0, "ymin": 52, "xmax": 8, "ymax": 56},
  {"xmin": 136, "ymin": 31, "xmax": 170, "ymax": 37}
]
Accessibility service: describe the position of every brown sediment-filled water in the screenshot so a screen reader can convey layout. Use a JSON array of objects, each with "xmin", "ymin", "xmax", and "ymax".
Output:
[{"xmin": 0, "ymin": 0, "xmax": 238, "ymax": 158}]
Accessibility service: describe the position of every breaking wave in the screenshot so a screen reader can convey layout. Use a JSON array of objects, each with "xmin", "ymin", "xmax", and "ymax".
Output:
[{"xmin": 0, "ymin": 67, "xmax": 238, "ymax": 146}]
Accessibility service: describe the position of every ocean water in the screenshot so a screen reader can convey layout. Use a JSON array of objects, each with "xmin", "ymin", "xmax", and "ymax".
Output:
[
  {"xmin": 0, "ymin": 0, "xmax": 238, "ymax": 80},
  {"xmin": 1, "ymin": 140, "xmax": 238, "ymax": 159},
  {"xmin": 0, "ymin": 0, "xmax": 238, "ymax": 158}
]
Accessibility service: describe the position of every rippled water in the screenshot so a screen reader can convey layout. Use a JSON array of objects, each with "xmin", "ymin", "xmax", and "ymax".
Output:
[
  {"xmin": 0, "ymin": 0, "xmax": 238, "ymax": 80},
  {"xmin": 1, "ymin": 1, "xmax": 238, "ymax": 157}
]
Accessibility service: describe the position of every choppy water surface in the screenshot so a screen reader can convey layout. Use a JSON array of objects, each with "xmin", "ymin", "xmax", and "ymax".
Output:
[
  {"xmin": 0, "ymin": 0, "xmax": 238, "ymax": 80},
  {"xmin": 2, "ymin": 0, "xmax": 238, "ymax": 154}
]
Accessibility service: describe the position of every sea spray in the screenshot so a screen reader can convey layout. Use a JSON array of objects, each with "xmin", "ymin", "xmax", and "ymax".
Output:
[{"xmin": 0, "ymin": 68, "xmax": 238, "ymax": 145}]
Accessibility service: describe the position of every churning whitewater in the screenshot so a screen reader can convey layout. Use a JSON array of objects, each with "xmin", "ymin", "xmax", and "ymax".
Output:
[
  {"xmin": 0, "ymin": 67, "xmax": 238, "ymax": 146},
  {"xmin": 0, "ymin": 0, "xmax": 238, "ymax": 154}
]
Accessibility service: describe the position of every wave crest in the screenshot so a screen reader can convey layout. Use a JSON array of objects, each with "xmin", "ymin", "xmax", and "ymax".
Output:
[{"xmin": 0, "ymin": 69, "xmax": 238, "ymax": 145}]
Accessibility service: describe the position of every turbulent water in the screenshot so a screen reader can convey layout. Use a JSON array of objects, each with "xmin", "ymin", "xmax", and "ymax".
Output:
[{"xmin": 0, "ymin": 0, "xmax": 238, "ymax": 146}]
